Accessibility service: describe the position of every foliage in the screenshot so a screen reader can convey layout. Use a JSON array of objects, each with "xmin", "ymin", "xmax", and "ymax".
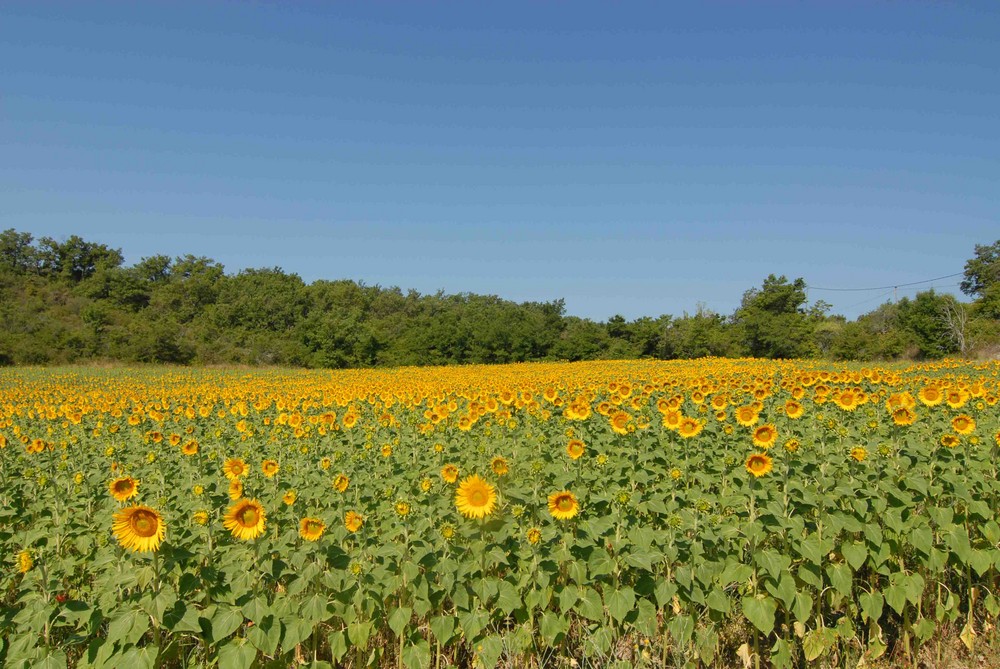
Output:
[
  {"xmin": 2, "ymin": 359, "xmax": 1000, "ymax": 668},
  {"xmin": 1, "ymin": 229, "xmax": 998, "ymax": 367}
]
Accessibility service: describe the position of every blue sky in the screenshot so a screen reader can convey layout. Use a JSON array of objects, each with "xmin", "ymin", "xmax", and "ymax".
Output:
[{"xmin": 2, "ymin": 2, "xmax": 997, "ymax": 321}]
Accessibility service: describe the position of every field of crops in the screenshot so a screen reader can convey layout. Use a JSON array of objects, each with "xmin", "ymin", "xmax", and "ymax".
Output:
[{"xmin": 2, "ymin": 359, "xmax": 1000, "ymax": 669}]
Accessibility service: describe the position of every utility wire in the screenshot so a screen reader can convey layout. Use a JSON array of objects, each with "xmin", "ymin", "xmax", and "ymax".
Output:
[{"xmin": 807, "ymin": 272, "xmax": 963, "ymax": 293}]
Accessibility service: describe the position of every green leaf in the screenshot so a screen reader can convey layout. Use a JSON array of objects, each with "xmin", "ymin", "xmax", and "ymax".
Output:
[
  {"xmin": 826, "ymin": 564, "xmax": 853, "ymax": 599},
  {"xmin": 106, "ymin": 608, "xmax": 150, "ymax": 648},
  {"xmin": 884, "ymin": 584, "xmax": 907, "ymax": 615},
  {"xmin": 348, "ymin": 620, "xmax": 372, "ymax": 648},
  {"xmin": 218, "ymin": 639, "xmax": 256, "ymax": 669},
  {"xmin": 328, "ymin": 630, "xmax": 348, "ymax": 663},
  {"xmin": 604, "ymin": 587, "xmax": 636, "ymax": 624},
  {"xmin": 302, "ymin": 594, "xmax": 330, "ymax": 625},
  {"xmin": 802, "ymin": 628, "xmax": 834, "ymax": 661},
  {"xmin": 211, "ymin": 607, "xmax": 244, "ymax": 643},
  {"xmin": 575, "ymin": 588, "xmax": 605, "ymax": 622},
  {"xmin": 741, "ymin": 596, "xmax": 777, "ymax": 635},
  {"xmin": 539, "ymin": 611, "xmax": 569, "ymax": 646},
  {"xmin": 859, "ymin": 591, "xmax": 884, "ymax": 622},
  {"xmin": 163, "ymin": 601, "xmax": 202, "ymax": 634},
  {"xmin": 910, "ymin": 526, "xmax": 933, "ymax": 556},
  {"xmin": 667, "ymin": 614, "xmax": 694, "ymax": 645},
  {"xmin": 247, "ymin": 615, "xmax": 281, "ymax": 655},
  {"xmin": 475, "ymin": 636, "xmax": 503, "ymax": 669},
  {"xmin": 388, "ymin": 607, "xmax": 412, "ymax": 637},
  {"xmin": 282, "ymin": 618, "xmax": 313, "ymax": 648},
  {"xmin": 496, "ymin": 581, "xmax": 521, "ymax": 615},
  {"xmin": 841, "ymin": 541, "xmax": 868, "ymax": 571},
  {"xmin": 756, "ymin": 550, "xmax": 791, "ymax": 580},
  {"xmin": 35, "ymin": 650, "xmax": 68, "ymax": 669},
  {"xmin": 458, "ymin": 610, "xmax": 488, "ymax": 642},
  {"xmin": 402, "ymin": 638, "xmax": 431, "ymax": 669},
  {"xmin": 706, "ymin": 588, "xmax": 731, "ymax": 614},
  {"xmin": 429, "ymin": 615, "xmax": 455, "ymax": 644},
  {"xmin": 120, "ymin": 646, "xmax": 157, "ymax": 669}
]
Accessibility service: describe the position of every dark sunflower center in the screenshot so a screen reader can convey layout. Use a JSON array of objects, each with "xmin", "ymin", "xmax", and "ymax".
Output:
[
  {"xmin": 132, "ymin": 511, "xmax": 157, "ymax": 537},
  {"xmin": 240, "ymin": 508, "xmax": 258, "ymax": 526},
  {"xmin": 557, "ymin": 496, "xmax": 573, "ymax": 511}
]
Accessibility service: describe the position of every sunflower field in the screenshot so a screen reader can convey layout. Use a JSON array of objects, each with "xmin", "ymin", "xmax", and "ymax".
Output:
[{"xmin": 2, "ymin": 359, "xmax": 1000, "ymax": 669}]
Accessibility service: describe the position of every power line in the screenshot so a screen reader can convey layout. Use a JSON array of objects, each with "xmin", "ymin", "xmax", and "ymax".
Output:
[{"xmin": 807, "ymin": 272, "xmax": 963, "ymax": 293}]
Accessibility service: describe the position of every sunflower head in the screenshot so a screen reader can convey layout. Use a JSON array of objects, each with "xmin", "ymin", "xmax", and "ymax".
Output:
[
  {"xmin": 228, "ymin": 479, "xmax": 244, "ymax": 500},
  {"xmin": 526, "ymin": 527, "xmax": 542, "ymax": 545},
  {"xmin": 109, "ymin": 476, "xmax": 139, "ymax": 503},
  {"xmin": 440, "ymin": 464, "xmax": 459, "ymax": 484},
  {"xmin": 181, "ymin": 441, "xmax": 198, "ymax": 456},
  {"xmin": 850, "ymin": 447, "xmax": 867, "ymax": 462},
  {"xmin": 192, "ymin": 510, "xmax": 209, "ymax": 525},
  {"xmin": 282, "ymin": 490, "xmax": 297, "ymax": 505},
  {"xmin": 491, "ymin": 456, "xmax": 509, "ymax": 476},
  {"xmin": 223, "ymin": 458, "xmax": 247, "ymax": 481},
  {"xmin": 262, "ymin": 460, "xmax": 279, "ymax": 477},
  {"xmin": 952, "ymin": 414, "xmax": 975, "ymax": 435},
  {"xmin": 223, "ymin": 499, "xmax": 266, "ymax": 540},
  {"xmin": 344, "ymin": 511, "xmax": 364, "ymax": 533},
  {"xmin": 17, "ymin": 550, "xmax": 32, "ymax": 573},
  {"xmin": 745, "ymin": 453, "xmax": 773, "ymax": 478},
  {"xmin": 332, "ymin": 474, "xmax": 350, "ymax": 493},
  {"xmin": 566, "ymin": 440, "xmax": 585, "ymax": 460},
  {"xmin": 299, "ymin": 517, "xmax": 326, "ymax": 542},
  {"xmin": 455, "ymin": 475, "xmax": 497, "ymax": 519},
  {"xmin": 752, "ymin": 424, "xmax": 777, "ymax": 448},
  {"xmin": 112, "ymin": 505, "xmax": 166, "ymax": 553},
  {"xmin": 547, "ymin": 490, "xmax": 580, "ymax": 521}
]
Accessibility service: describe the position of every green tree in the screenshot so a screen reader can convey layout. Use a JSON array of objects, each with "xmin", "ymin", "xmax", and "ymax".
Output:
[
  {"xmin": 734, "ymin": 275, "xmax": 814, "ymax": 358},
  {"xmin": 961, "ymin": 240, "xmax": 1000, "ymax": 319}
]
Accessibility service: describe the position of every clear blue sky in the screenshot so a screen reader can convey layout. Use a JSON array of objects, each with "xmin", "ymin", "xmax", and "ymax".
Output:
[{"xmin": 2, "ymin": 2, "xmax": 997, "ymax": 321}]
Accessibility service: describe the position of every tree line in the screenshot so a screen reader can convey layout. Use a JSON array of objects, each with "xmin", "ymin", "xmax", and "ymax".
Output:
[{"xmin": 1, "ymin": 229, "xmax": 998, "ymax": 367}]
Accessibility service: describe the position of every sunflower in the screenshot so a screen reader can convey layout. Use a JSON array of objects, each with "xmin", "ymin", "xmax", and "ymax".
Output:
[
  {"xmin": 745, "ymin": 453, "xmax": 773, "ymax": 478},
  {"xmin": 850, "ymin": 447, "xmax": 867, "ymax": 462},
  {"xmin": 395, "ymin": 501, "xmax": 411, "ymax": 517},
  {"xmin": 440, "ymin": 464, "xmax": 459, "ymax": 484},
  {"xmin": 345, "ymin": 511, "xmax": 364, "ymax": 533},
  {"xmin": 677, "ymin": 417, "xmax": 704, "ymax": 439},
  {"xmin": 491, "ymin": 456, "xmax": 509, "ymax": 476},
  {"xmin": 181, "ymin": 440, "xmax": 198, "ymax": 456},
  {"xmin": 752, "ymin": 424, "xmax": 777, "ymax": 449},
  {"xmin": 661, "ymin": 410, "xmax": 683, "ymax": 430},
  {"xmin": 952, "ymin": 414, "xmax": 976, "ymax": 435},
  {"xmin": 262, "ymin": 460, "xmax": 279, "ymax": 477},
  {"xmin": 526, "ymin": 527, "xmax": 542, "ymax": 545},
  {"xmin": 223, "ymin": 458, "xmax": 247, "ymax": 481},
  {"xmin": 299, "ymin": 517, "xmax": 326, "ymax": 542},
  {"xmin": 566, "ymin": 439, "xmax": 585, "ymax": 460},
  {"xmin": 455, "ymin": 475, "xmax": 497, "ymax": 519},
  {"xmin": 17, "ymin": 550, "xmax": 32, "ymax": 573},
  {"xmin": 439, "ymin": 523, "xmax": 455, "ymax": 540},
  {"xmin": 734, "ymin": 405, "xmax": 759, "ymax": 427},
  {"xmin": 320, "ymin": 457, "xmax": 332, "ymax": 471},
  {"xmin": 609, "ymin": 411, "xmax": 631, "ymax": 435},
  {"xmin": 228, "ymin": 479, "xmax": 243, "ymax": 500},
  {"xmin": 892, "ymin": 407, "xmax": 917, "ymax": 426},
  {"xmin": 282, "ymin": 490, "xmax": 297, "ymax": 505},
  {"xmin": 945, "ymin": 389, "xmax": 969, "ymax": 409},
  {"xmin": 940, "ymin": 434, "xmax": 960, "ymax": 448},
  {"xmin": 918, "ymin": 386, "xmax": 943, "ymax": 407},
  {"xmin": 109, "ymin": 476, "xmax": 139, "ymax": 503},
  {"xmin": 192, "ymin": 510, "xmax": 209, "ymax": 525},
  {"xmin": 784, "ymin": 400, "xmax": 804, "ymax": 419},
  {"xmin": 223, "ymin": 499, "xmax": 266, "ymax": 540},
  {"xmin": 784, "ymin": 439, "xmax": 800, "ymax": 453},
  {"xmin": 332, "ymin": 473, "xmax": 349, "ymax": 493},
  {"xmin": 112, "ymin": 505, "xmax": 166, "ymax": 553},
  {"xmin": 547, "ymin": 491, "xmax": 580, "ymax": 520}
]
